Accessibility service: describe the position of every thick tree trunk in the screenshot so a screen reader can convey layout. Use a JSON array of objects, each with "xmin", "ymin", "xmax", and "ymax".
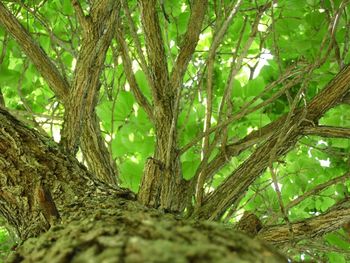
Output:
[
  {"xmin": 136, "ymin": 0, "xmax": 193, "ymax": 213},
  {"xmin": 0, "ymin": 107, "xmax": 132, "ymax": 240},
  {"xmin": 138, "ymin": 108, "xmax": 190, "ymax": 212},
  {"xmin": 6, "ymin": 196, "xmax": 287, "ymax": 263},
  {"xmin": 0, "ymin": 107, "xmax": 286, "ymax": 262}
]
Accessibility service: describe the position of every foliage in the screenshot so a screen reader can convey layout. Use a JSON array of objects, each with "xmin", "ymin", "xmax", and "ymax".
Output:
[
  {"xmin": 0, "ymin": 227, "xmax": 14, "ymax": 262},
  {"xmin": 0, "ymin": 0, "xmax": 350, "ymax": 261}
]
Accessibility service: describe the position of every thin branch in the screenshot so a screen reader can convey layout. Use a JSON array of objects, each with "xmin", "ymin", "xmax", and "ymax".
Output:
[
  {"xmin": 0, "ymin": 2, "xmax": 70, "ymax": 101},
  {"xmin": 139, "ymin": 0, "xmax": 169, "ymax": 97},
  {"xmin": 168, "ymin": 0, "xmax": 208, "ymax": 172},
  {"xmin": 120, "ymin": 0, "xmax": 151, "ymax": 86},
  {"xmin": 286, "ymin": 172, "xmax": 350, "ymax": 211},
  {"xmin": 71, "ymin": 0, "xmax": 91, "ymax": 31},
  {"xmin": 269, "ymin": 165, "xmax": 295, "ymax": 244},
  {"xmin": 194, "ymin": 2, "xmax": 247, "ymax": 204},
  {"xmin": 195, "ymin": 57, "xmax": 213, "ymax": 205},
  {"xmin": 115, "ymin": 28, "xmax": 154, "ymax": 121},
  {"xmin": 180, "ymin": 64, "xmax": 306, "ymax": 155},
  {"xmin": 170, "ymin": 0, "xmax": 208, "ymax": 90},
  {"xmin": 15, "ymin": 0, "xmax": 77, "ymax": 56},
  {"xmin": 217, "ymin": 2, "xmax": 268, "ymax": 121},
  {"xmin": 194, "ymin": 7, "xmax": 349, "ymax": 194},
  {"xmin": 258, "ymin": 198, "xmax": 350, "ymax": 244},
  {"xmin": 208, "ymin": 0, "xmax": 243, "ymax": 59},
  {"xmin": 0, "ymin": 31, "xmax": 9, "ymax": 65},
  {"xmin": 303, "ymin": 125, "xmax": 350, "ymax": 138}
]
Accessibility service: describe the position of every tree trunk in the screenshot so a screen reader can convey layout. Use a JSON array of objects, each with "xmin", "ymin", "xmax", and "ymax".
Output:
[
  {"xmin": 138, "ymin": 108, "xmax": 190, "ymax": 213},
  {"xmin": 6, "ymin": 195, "xmax": 287, "ymax": 263},
  {"xmin": 135, "ymin": 0, "xmax": 192, "ymax": 213},
  {"xmin": 0, "ymin": 107, "xmax": 286, "ymax": 262}
]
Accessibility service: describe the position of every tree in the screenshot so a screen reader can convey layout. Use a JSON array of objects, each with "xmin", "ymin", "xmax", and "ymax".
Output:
[{"xmin": 0, "ymin": 0, "xmax": 349, "ymax": 262}]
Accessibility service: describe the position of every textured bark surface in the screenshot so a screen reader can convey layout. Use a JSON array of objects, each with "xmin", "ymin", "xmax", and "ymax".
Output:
[
  {"xmin": 0, "ymin": 108, "xmax": 133, "ymax": 240},
  {"xmin": 136, "ymin": 0, "xmax": 182, "ymax": 212},
  {"xmin": 6, "ymin": 196, "xmax": 287, "ymax": 263},
  {"xmin": 61, "ymin": 0, "xmax": 121, "ymax": 157},
  {"xmin": 2, "ymin": 107, "xmax": 350, "ymax": 261},
  {"xmin": 80, "ymin": 114, "xmax": 119, "ymax": 185}
]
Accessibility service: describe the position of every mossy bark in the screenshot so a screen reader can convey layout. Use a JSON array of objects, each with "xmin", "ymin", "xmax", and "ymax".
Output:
[{"xmin": 7, "ymin": 196, "xmax": 286, "ymax": 263}]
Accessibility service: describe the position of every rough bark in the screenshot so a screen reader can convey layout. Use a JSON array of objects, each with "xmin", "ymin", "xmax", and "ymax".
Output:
[
  {"xmin": 80, "ymin": 114, "xmax": 119, "ymax": 186},
  {"xmin": 0, "ymin": 2, "xmax": 69, "ymax": 101},
  {"xmin": 0, "ymin": 107, "xmax": 132, "ymax": 240},
  {"xmin": 0, "ymin": 108, "xmax": 287, "ymax": 262},
  {"xmin": 302, "ymin": 125, "xmax": 350, "ymax": 138},
  {"xmin": 6, "ymin": 196, "xmax": 287, "ymax": 263}
]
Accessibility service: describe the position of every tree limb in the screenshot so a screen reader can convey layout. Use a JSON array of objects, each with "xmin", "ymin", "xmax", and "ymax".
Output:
[
  {"xmin": 170, "ymin": 0, "xmax": 208, "ymax": 90},
  {"xmin": 0, "ymin": 2, "xmax": 70, "ymax": 101},
  {"xmin": 139, "ymin": 0, "xmax": 169, "ymax": 101},
  {"xmin": 287, "ymin": 172, "xmax": 350, "ymax": 211},
  {"xmin": 303, "ymin": 125, "xmax": 350, "ymax": 138},
  {"xmin": 71, "ymin": 0, "xmax": 91, "ymax": 31},
  {"xmin": 61, "ymin": 0, "xmax": 120, "ymax": 156},
  {"xmin": 259, "ymin": 198, "xmax": 350, "ymax": 244},
  {"xmin": 120, "ymin": 0, "xmax": 151, "ymax": 86},
  {"xmin": 0, "ymin": 1, "xmax": 120, "ymax": 185},
  {"xmin": 116, "ymin": 28, "xmax": 154, "ymax": 121}
]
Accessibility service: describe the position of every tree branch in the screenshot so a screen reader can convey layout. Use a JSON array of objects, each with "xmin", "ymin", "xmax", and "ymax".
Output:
[
  {"xmin": 139, "ymin": 0, "xmax": 169, "ymax": 101},
  {"xmin": 170, "ymin": 0, "xmax": 208, "ymax": 90},
  {"xmin": 258, "ymin": 198, "xmax": 350, "ymax": 244},
  {"xmin": 195, "ymin": 0, "xmax": 245, "ymax": 204},
  {"xmin": 115, "ymin": 28, "xmax": 154, "ymax": 121},
  {"xmin": 61, "ymin": 0, "xmax": 120, "ymax": 156},
  {"xmin": 303, "ymin": 125, "xmax": 350, "ymax": 138},
  {"xmin": 0, "ymin": 1, "xmax": 120, "ymax": 185},
  {"xmin": 71, "ymin": 0, "xmax": 91, "ymax": 31},
  {"xmin": 179, "ymin": 63, "xmax": 305, "ymax": 155},
  {"xmin": 307, "ymin": 64, "xmax": 350, "ymax": 119},
  {"xmin": 287, "ymin": 172, "xmax": 349, "ymax": 211},
  {"xmin": 0, "ymin": 2, "xmax": 70, "ymax": 101},
  {"xmin": 120, "ymin": 0, "xmax": 151, "ymax": 86}
]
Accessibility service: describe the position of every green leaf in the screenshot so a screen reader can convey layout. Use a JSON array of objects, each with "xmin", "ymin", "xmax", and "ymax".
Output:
[
  {"xmin": 326, "ymin": 233, "xmax": 350, "ymax": 250},
  {"xmin": 327, "ymin": 252, "xmax": 346, "ymax": 263},
  {"xmin": 245, "ymin": 77, "xmax": 265, "ymax": 97},
  {"xmin": 0, "ymin": 66, "xmax": 20, "ymax": 85},
  {"xmin": 96, "ymin": 100, "xmax": 113, "ymax": 131},
  {"xmin": 135, "ymin": 70, "xmax": 151, "ymax": 98},
  {"xmin": 119, "ymin": 159, "xmax": 143, "ymax": 193},
  {"xmin": 115, "ymin": 91, "xmax": 134, "ymax": 121},
  {"xmin": 178, "ymin": 12, "xmax": 190, "ymax": 35}
]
